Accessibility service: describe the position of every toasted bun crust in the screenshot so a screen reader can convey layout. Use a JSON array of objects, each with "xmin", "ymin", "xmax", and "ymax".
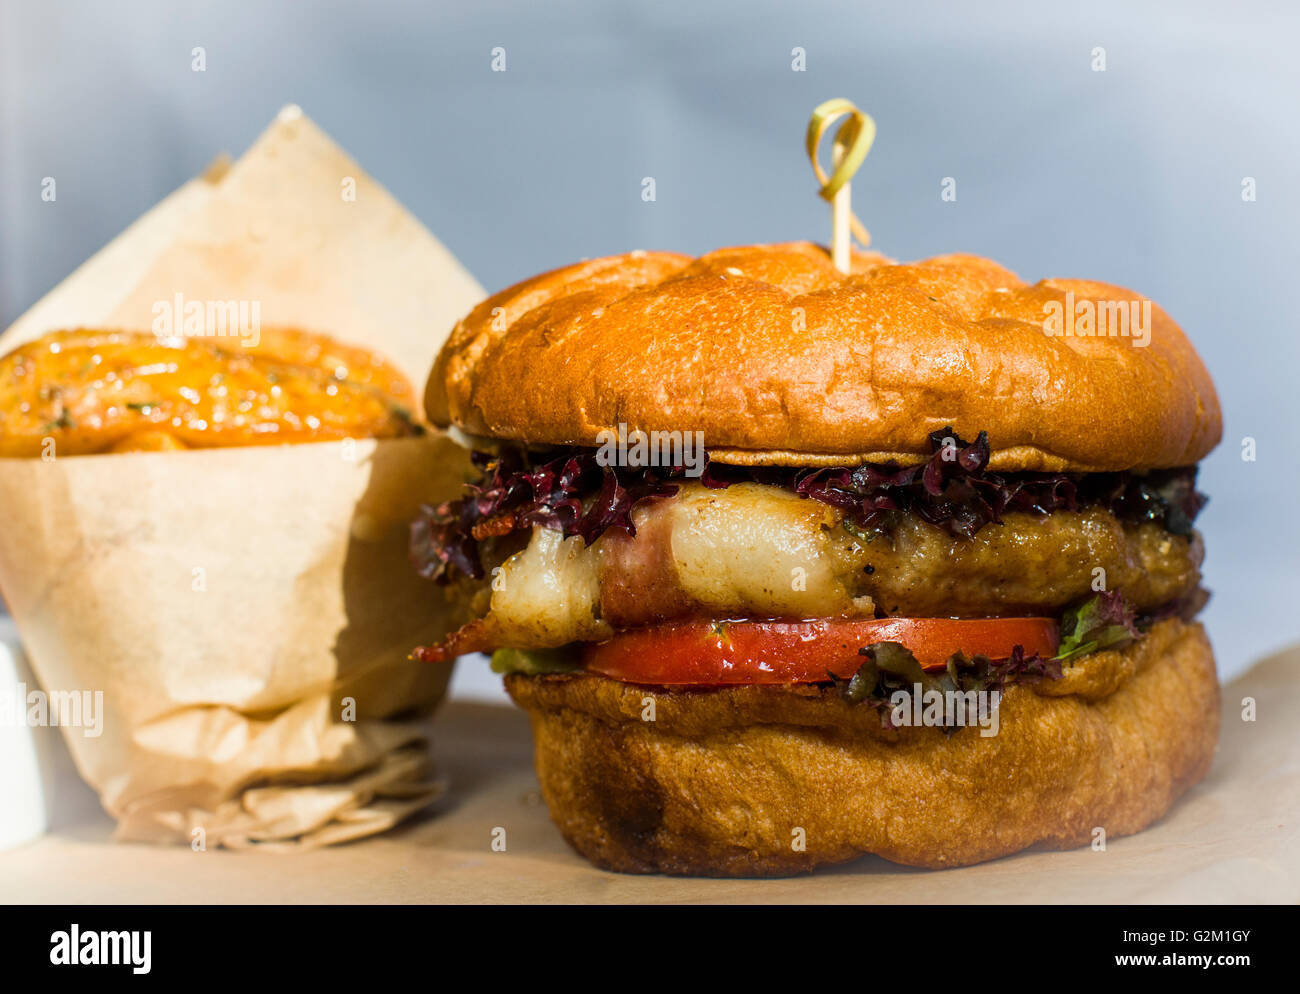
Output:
[
  {"xmin": 505, "ymin": 618, "xmax": 1219, "ymax": 876},
  {"xmin": 428, "ymin": 243, "xmax": 1221, "ymax": 471}
]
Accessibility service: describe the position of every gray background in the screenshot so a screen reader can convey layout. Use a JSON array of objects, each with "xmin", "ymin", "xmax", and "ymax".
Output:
[{"xmin": 1, "ymin": 0, "xmax": 1296, "ymax": 702}]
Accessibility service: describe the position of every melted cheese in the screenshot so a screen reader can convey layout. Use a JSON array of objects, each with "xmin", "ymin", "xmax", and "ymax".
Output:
[{"xmin": 486, "ymin": 482, "xmax": 869, "ymax": 646}]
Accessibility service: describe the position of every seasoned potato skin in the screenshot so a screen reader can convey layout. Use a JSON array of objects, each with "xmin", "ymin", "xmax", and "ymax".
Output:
[
  {"xmin": 507, "ymin": 618, "xmax": 1219, "ymax": 876},
  {"xmin": 0, "ymin": 328, "xmax": 417, "ymax": 457}
]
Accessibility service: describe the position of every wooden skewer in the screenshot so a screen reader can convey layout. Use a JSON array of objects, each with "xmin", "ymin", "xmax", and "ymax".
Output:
[
  {"xmin": 806, "ymin": 99, "xmax": 877, "ymax": 275},
  {"xmin": 831, "ymin": 141, "xmax": 851, "ymax": 274}
]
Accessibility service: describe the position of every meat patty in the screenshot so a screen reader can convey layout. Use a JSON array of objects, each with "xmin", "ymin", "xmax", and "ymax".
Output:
[
  {"xmin": 843, "ymin": 503, "xmax": 1202, "ymax": 616},
  {"xmin": 453, "ymin": 481, "xmax": 1200, "ymax": 652}
]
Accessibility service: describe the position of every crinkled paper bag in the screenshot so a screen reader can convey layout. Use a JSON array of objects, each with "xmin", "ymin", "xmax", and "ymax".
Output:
[{"xmin": 0, "ymin": 106, "xmax": 483, "ymax": 847}]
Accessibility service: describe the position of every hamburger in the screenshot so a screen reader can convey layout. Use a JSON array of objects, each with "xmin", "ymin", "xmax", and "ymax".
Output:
[{"xmin": 412, "ymin": 242, "xmax": 1222, "ymax": 876}]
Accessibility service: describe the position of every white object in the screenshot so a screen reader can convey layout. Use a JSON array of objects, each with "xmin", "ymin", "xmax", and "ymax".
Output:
[{"xmin": 0, "ymin": 618, "xmax": 48, "ymax": 849}]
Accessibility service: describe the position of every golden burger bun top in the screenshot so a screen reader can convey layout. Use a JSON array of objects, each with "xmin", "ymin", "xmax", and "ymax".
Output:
[{"xmin": 426, "ymin": 242, "xmax": 1221, "ymax": 471}]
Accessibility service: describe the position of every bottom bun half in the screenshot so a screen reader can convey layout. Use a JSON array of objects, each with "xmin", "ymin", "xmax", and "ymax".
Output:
[{"xmin": 505, "ymin": 618, "xmax": 1220, "ymax": 876}]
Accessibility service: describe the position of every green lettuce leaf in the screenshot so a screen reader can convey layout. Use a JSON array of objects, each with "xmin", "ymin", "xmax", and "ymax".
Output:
[
  {"xmin": 489, "ymin": 646, "xmax": 580, "ymax": 676},
  {"xmin": 1054, "ymin": 591, "xmax": 1139, "ymax": 663}
]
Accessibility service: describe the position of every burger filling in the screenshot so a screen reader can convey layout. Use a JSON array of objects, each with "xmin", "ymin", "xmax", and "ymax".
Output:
[{"xmin": 411, "ymin": 428, "xmax": 1208, "ymax": 714}]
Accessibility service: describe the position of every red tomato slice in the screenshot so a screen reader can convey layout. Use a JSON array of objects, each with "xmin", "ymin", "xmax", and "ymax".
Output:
[{"xmin": 581, "ymin": 617, "xmax": 1060, "ymax": 686}]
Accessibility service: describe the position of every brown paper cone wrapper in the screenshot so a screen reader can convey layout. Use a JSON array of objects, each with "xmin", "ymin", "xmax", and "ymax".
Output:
[{"xmin": 0, "ymin": 107, "xmax": 484, "ymax": 847}]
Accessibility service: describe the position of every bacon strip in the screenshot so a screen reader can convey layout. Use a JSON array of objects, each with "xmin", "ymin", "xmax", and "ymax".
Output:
[{"xmin": 412, "ymin": 617, "xmax": 503, "ymax": 663}]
